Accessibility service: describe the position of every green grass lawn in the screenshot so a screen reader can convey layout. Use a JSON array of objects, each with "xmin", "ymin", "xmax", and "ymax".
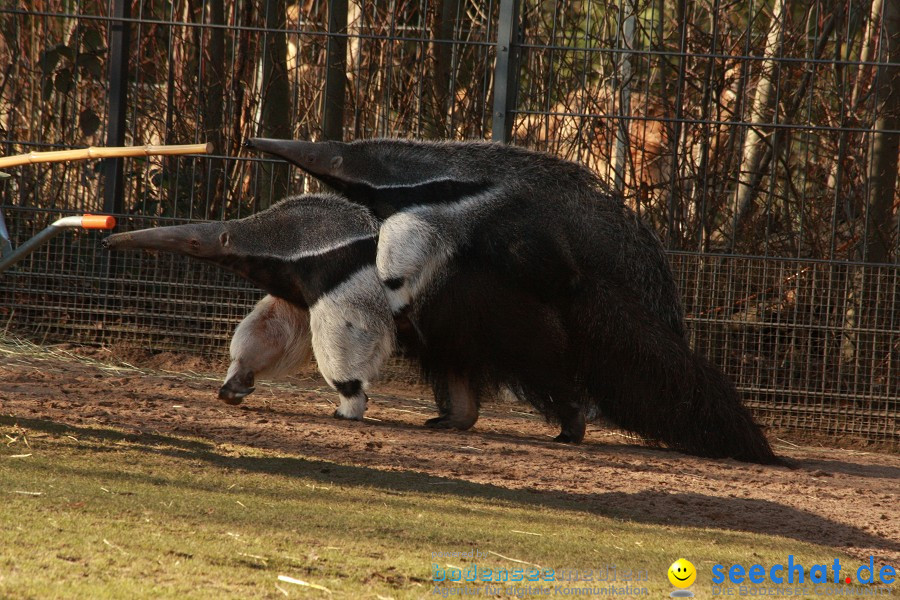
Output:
[{"xmin": 0, "ymin": 415, "xmax": 861, "ymax": 599}]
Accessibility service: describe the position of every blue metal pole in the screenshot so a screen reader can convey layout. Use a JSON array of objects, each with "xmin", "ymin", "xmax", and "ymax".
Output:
[
  {"xmin": 0, "ymin": 224, "xmax": 67, "ymax": 274},
  {"xmin": 491, "ymin": 0, "xmax": 521, "ymax": 144},
  {"xmin": 0, "ymin": 171, "xmax": 11, "ymax": 260},
  {"xmin": 102, "ymin": 0, "xmax": 130, "ymax": 215},
  {"xmin": 0, "ymin": 208, "xmax": 12, "ymax": 261}
]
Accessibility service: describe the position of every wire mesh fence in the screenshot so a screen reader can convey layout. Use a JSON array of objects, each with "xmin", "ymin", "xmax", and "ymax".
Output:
[
  {"xmin": 1, "ymin": 0, "xmax": 899, "ymax": 446},
  {"xmin": 1, "ymin": 208, "xmax": 258, "ymax": 353},
  {"xmin": 673, "ymin": 253, "xmax": 900, "ymax": 443}
]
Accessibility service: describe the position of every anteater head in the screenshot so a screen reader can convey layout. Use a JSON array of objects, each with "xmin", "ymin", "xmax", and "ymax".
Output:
[
  {"xmin": 103, "ymin": 194, "xmax": 374, "ymax": 259},
  {"xmin": 246, "ymin": 138, "xmax": 349, "ymax": 189},
  {"xmin": 245, "ymin": 138, "xmax": 497, "ymax": 218},
  {"xmin": 103, "ymin": 194, "xmax": 379, "ymax": 307},
  {"xmin": 103, "ymin": 222, "xmax": 237, "ymax": 260},
  {"xmin": 246, "ymin": 137, "xmax": 491, "ymax": 188}
]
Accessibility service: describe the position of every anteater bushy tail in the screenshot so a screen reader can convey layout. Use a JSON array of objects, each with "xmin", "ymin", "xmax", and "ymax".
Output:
[{"xmin": 573, "ymin": 282, "xmax": 780, "ymax": 465}]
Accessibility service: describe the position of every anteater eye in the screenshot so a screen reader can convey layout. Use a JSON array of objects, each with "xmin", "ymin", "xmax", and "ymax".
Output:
[{"xmin": 220, "ymin": 232, "xmax": 230, "ymax": 247}]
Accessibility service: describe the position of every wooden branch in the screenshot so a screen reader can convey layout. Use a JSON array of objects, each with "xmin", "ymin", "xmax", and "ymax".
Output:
[{"xmin": 0, "ymin": 143, "xmax": 213, "ymax": 169}]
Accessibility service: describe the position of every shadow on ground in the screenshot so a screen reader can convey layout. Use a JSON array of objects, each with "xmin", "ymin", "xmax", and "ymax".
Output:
[{"xmin": 4, "ymin": 414, "xmax": 897, "ymax": 562}]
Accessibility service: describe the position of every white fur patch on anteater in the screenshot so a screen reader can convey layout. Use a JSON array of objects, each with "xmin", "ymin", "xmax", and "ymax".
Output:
[
  {"xmin": 376, "ymin": 212, "xmax": 449, "ymax": 313},
  {"xmin": 309, "ymin": 266, "xmax": 396, "ymax": 419},
  {"xmin": 376, "ymin": 194, "xmax": 495, "ymax": 314},
  {"xmin": 336, "ymin": 393, "xmax": 368, "ymax": 421}
]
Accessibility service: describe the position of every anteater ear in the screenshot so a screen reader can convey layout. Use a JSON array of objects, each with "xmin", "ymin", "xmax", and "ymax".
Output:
[
  {"xmin": 220, "ymin": 231, "xmax": 231, "ymax": 247},
  {"xmin": 331, "ymin": 156, "xmax": 343, "ymax": 170}
]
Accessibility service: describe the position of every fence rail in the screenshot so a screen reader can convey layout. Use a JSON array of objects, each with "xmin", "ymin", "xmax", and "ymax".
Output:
[{"xmin": 1, "ymin": 0, "xmax": 899, "ymax": 446}]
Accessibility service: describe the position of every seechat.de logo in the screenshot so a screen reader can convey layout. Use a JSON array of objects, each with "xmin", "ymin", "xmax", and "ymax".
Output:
[{"xmin": 711, "ymin": 555, "xmax": 896, "ymax": 586}]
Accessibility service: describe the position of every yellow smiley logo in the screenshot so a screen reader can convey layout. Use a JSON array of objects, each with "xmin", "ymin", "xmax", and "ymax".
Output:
[{"xmin": 668, "ymin": 558, "xmax": 697, "ymax": 588}]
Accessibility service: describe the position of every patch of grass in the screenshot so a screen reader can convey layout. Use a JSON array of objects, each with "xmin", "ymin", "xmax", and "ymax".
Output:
[{"xmin": 0, "ymin": 416, "xmax": 859, "ymax": 599}]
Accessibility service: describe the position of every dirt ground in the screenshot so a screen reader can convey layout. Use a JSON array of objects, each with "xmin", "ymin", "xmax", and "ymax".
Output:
[{"xmin": 2, "ymin": 343, "xmax": 899, "ymax": 568}]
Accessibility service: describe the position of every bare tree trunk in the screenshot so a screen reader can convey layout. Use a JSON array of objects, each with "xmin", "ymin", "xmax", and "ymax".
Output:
[
  {"xmin": 853, "ymin": 0, "xmax": 885, "ymax": 109},
  {"xmin": 650, "ymin": 0, "xmax": 665, "ymax": 92},
  {"xmin": 691, "ymin": 1, "xmax": 720, "ymax": 248},
  {"xmin": 323, "ymin": 0, "xmax": 348, "ymax": 141},
  {"xmin": 227, "ymin": 0, "xmax": 256, "ymax": 213},
  {"xmin": 664, "ymin": 0, "xmax": 688, "ymax": 247},
  {"xmin": 731, "ymin": 0, "xmax": 786, "ymax": 241},
  {"xmin": 827, "ymin": 0, "xmax": 878, "ymax": 224},
  {"xmin": 202, "ymin": 0, "xmax": 226, "ymax": 219},
  {"xmin": 425, "ymin": 0, "xmax": 460, "ymax": 138},
  {"xmin": 842, "ymin": 0, "xmax": 900, "ymax": 368},
  {"xmin": 164, "ymin": 0, "xmax": 201, "ymax": 216},
  {"xmin": 258, "ymin": 0, "xmax": 292, "ymax": 210},
  {"xmin": 863, "ymin": 0, "xmax": 900, "ymax": 263},
  {"xmin": 613, "ymin": 0, "xmax": 635, "ymax": 194},
  {"xmin": 730, "ymin": 5, "xmax": 837, "ymax": 252},
  {"xmin": 347, "ymin": 0, "xmax": 362, "ymax": 81}
]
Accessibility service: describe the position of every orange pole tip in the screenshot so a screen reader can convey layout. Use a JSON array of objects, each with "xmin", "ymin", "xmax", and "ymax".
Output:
[{"xmin": 81, "ymin": 214, "xmax": 116, "ymax": 230}]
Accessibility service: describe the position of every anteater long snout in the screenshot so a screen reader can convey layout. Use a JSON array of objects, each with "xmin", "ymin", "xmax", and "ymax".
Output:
[
  {"xmin": 246, "ymin": 138, "xmax": 341, "ymax": 174},
  {"xmin": 103, "ymin": 231, "xmax": 146, "ymax": 250},
  {"xmin": 103, "ymin": 223, "xmax": 224, "ymax": 258}
]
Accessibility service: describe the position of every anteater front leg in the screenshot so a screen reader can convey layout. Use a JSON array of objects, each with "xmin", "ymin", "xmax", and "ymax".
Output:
[
  {"xmin": 309, "ymin": 271, "xmax": 396, "ymax": 422},
  {"xmin": 332, "ymin": 379, "xmax": 368, "ymax": 420},
  {"xmin": 311, "ymin": 324, "xmax": 376, "ymax": 422}
]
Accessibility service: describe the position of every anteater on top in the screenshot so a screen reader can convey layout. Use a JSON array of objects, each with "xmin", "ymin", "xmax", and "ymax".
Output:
[
  {"xmin": 104, "ymin": 194, "xmax": 394, "ymax": 421},
  {"xmin": 246, "ymin": 138, "xmax": 778, "ymax": 464}
]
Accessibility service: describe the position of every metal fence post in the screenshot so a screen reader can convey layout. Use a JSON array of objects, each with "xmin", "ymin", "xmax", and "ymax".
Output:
[
  {"xmin": 613, "ymin": 0, "xmax": 635, "ymax": 194},
  {"xmin": 323, "ymin": 0, "xmax": 348, "ymax": 141},
  {"xmin": 491, "ymin": 0, "xmax": 520, "ymax": 144},
  {"xmin": 665, "ymin": 0, "xmax": 688, "ymax": 250},
  {"xmin": 102, "ymin": 0, "xmax": 130, "ymax": 215}
]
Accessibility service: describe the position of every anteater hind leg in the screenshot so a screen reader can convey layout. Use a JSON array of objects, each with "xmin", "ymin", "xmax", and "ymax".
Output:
[
  {"xmin": 553, "ymin": 399, "xmax": 586, "ymax": 444},
  {"xmin": 518, "ymin": 377, "xmax": 586, "ymax": 444},
  {"xmin": 425, "ymin": 372, "xmax": 479, "ymax": 430},
  {"xmin": 219, "ymin": 295, "xmax": 312, "ymax": 405},
  {"xmin": 219, "ymin": 364, "xmax": 255, "ymax": 405}
]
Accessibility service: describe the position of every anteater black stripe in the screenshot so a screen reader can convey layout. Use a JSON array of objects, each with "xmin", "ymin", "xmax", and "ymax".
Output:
[
  {"xmin": 216, "ymin": 236, "xmax": 378, "ymax": 308},
  {"xmin": 344, "ymin": 179, "xmax": 493, "ymax": 219},
  {"xmin": 294, "ymin": 236, "xmax": 378, "ymax": 304}
]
